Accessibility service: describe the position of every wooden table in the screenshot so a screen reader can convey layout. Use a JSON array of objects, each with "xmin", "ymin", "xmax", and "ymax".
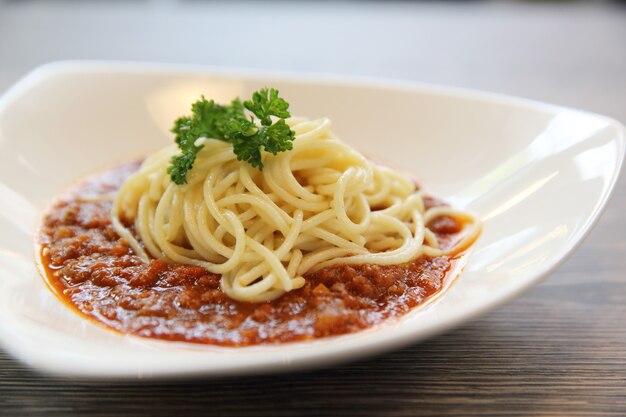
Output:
[{"xmin": 1, "ymin": 2, "xmax": 625, "ymax": 415}]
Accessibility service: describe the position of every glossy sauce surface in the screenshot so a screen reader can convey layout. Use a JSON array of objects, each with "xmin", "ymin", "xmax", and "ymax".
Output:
[{"xmin": 38, "ymin": 162, "xmax": 466, "ymax": 346}]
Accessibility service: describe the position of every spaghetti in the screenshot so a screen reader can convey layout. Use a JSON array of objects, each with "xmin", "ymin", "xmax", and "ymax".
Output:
[{"xmin": 112, "ymin": 117, "xmax": 480, "ymax": 303}]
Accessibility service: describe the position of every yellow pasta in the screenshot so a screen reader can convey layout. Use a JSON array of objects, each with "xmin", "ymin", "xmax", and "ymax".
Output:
[{"xmin": 112, "ymin": 117, "xmax": 480, "ymax": 302}]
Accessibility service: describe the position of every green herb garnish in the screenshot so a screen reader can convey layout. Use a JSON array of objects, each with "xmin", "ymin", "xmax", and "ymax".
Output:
[{"xmin": 167, "ymin": 88, "xmax": 295, "ymax": 184}]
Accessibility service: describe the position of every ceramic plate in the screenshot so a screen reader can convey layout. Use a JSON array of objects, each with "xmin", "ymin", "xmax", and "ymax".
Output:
[{"xmin": 0, "ymin": 62, "xmax": 623, "ymax": 378}]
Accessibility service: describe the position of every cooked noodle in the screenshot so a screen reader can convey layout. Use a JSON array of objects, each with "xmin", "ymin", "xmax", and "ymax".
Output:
[{"xmin": 112, "ymin": 117, "xmax": 480, "ymax": 302}]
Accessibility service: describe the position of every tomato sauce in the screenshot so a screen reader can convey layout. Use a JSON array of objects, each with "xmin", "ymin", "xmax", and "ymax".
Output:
[{"xmin": 37, "ymin": 162, "xmax": 467, "ymax": 346}]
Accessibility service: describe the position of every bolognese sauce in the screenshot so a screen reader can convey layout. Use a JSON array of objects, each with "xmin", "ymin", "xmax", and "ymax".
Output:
[{"xmin": 37, "ymin": 162, "xmax": 468, "ymax": 346}]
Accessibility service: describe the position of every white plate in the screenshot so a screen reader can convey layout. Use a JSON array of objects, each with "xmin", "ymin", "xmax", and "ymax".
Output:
[{"xmin": 0, "ymin": 61, "xmax": 623, "ymax": 379}]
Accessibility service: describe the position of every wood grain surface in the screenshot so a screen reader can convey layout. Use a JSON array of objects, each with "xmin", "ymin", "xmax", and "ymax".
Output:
[{"xmin": 0, "ymin": 2, "xmax": 625, "ymax": 416}]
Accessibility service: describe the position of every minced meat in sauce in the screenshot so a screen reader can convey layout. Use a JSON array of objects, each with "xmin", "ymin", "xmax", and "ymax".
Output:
[{"xmin": 37, "ymin": 162, "xmax": 465, "ymax": 346}]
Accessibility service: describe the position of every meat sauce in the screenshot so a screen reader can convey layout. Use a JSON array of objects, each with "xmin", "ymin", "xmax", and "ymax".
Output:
[{"xmin": 37, "ymin": 162, "xmax": 467, "ymax": 346}]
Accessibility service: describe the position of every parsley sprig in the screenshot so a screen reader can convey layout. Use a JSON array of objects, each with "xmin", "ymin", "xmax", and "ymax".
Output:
[{"xmin": 167, "ymin": 88, "xmax": 295, "ymax": 185}]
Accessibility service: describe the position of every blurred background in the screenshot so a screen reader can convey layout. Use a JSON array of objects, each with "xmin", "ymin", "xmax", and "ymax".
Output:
[{"xmin": 0, "ymin": 0, "xmax": 625, "ymax": 123}]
